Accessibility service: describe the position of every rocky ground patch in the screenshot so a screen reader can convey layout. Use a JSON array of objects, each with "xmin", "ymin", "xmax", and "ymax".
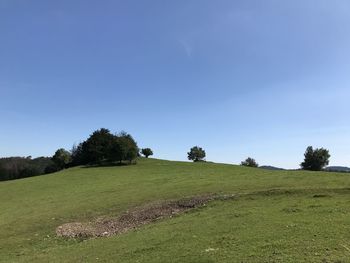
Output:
[{"xmin": 56, "ymin": 194, "xmax": 235, "ymax": 239}]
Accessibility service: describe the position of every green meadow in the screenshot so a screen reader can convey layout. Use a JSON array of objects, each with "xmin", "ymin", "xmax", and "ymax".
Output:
[{"xmin": 1, "ymin": 158, "xmax": 349, "ymax": 262}]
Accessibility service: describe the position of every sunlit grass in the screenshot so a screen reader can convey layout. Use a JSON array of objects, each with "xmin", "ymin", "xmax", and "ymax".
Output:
[{"xmin": 1, "ymin": 158, "xmax": 349, "ymax": 262}]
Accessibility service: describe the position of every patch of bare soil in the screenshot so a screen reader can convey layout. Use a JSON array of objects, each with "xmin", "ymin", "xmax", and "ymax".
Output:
[{"xmin": 56, "ymin": 194, "xmax": 233, "ymax": 239}]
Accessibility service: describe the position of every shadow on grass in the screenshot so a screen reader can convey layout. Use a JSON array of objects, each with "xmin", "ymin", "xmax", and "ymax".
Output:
[{"xmin": 82, "ymin": 162, "xmax": 136, "ymax": 168}]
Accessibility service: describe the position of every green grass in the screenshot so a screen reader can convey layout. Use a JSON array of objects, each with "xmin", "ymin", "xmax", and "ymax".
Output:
[{"xmin": 1, "ymin": 158, "xmax": 349, "ymax": 262}]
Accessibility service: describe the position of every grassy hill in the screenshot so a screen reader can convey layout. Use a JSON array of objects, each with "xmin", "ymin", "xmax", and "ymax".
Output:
[{"xmin": 1, "ymin": 158, "xmax": 349, "ymax": 262}]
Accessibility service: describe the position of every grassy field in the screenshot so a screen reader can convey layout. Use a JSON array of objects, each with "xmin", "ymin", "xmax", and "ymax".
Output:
[{"xmin": 1, "ymin": 158, "xmax": 350, "ymax": 262}]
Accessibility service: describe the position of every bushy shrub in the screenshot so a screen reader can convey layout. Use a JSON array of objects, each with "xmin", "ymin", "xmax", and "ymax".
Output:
[{"xmin": 241, "ymin": 157, "xmax": 258, "ymax": 168}]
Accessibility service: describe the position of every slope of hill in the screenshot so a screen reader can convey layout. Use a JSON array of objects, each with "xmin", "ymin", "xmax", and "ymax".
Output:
[
  {"xmin": 259, "ymin": 165, "xmax": 285, "ymax": 170},
  {"xmin": 1, "ymin": 158, "xmax": 349, "ymax": 262},
  {"xmin": 325, "ymin": 166, "xmax": 350, "ymax": 172}
]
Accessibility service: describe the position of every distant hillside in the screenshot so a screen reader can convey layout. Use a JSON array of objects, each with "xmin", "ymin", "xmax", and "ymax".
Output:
[
  {"xmin": 259, "ymin": 165, "xmax": 285, "ymax": 171},
  {"xmin": 325, "ymin": 166, "xmax": 350, "ymax": 172}
]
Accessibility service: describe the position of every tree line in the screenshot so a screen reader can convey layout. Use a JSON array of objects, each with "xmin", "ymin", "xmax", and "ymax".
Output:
[
  {"xmin": 69, "ymin": 128, "xmax": 139, "ymax": 166},
  {"xmin": 187, "ymin": 145, "xmax": 331, "ymax": 171},
  {"xmin": 0, "ymin": 128, "xmax": 153, "ymax": 181},
  {"xmin": 0, "ymin": 130, "xmax": 340, "ymax": 181},
  {"xmin": 0, "ymin": 156, "xmax": 57, "ymax": 181}
]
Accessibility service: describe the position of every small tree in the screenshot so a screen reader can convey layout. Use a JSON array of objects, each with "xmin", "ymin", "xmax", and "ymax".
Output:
[
  {"xmin": 301, "ymin": 146, "xmax": 330, "ymax": 171},
  {"xmin": 241, "ymin": 157, "xmax": 258, "ymax": 167},
  {"xmin": 187, "ymin": 146, "xmax": 206, "ymax": 162},
  {"xmin": 141, "ymin": 148, "xmax": 153, "ymax": 158},
  {"xmin": 52, "ymin": 148, "xmax": 71, "ymax": 169}
]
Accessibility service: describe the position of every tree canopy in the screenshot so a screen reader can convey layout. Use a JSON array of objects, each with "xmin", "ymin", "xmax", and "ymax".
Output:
[
  {"xmin": 301, "ymin": 146, "xmax": 330, "ymax": 171},
  {"xmin": 71, "ymin": 129, "xmax": 139, "ymax": 165},
  {"xmin": 241, "ymin": 157, "xmax": 259, "ymax": 168},
  {"xmin": 187, "ymin": 146, "xmax": 206, "ymax": 162},
  {"xmin": 141, "ymin": 148, "xmax": 153, "ymax": 158},
  {"xmin": 52, "ymin": 148, "xmax": 71, "ymax": 169},
  {"xmin": 0, "ymin": 156, "xmax": 55, "ymax": 181}
]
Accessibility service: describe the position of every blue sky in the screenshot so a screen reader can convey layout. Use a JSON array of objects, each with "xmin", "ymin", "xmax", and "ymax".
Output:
[{"xmin": 1, "ymin": 0, "xmax": 350, "ymax": 168}]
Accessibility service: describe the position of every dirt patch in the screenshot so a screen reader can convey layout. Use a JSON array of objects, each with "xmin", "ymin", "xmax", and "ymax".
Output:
[
  {"xmin": 55, "ymin": 188, "xmax": 349, "ymax": 239},
  {"xmin": 56, "ymin": 194, "xmax": 234, "ymax": 239}
]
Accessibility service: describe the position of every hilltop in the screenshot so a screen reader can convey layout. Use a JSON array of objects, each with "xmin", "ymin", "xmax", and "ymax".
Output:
[{"xmin": 1, "ymin": 158, "xmax": 349, "ymax": 262}]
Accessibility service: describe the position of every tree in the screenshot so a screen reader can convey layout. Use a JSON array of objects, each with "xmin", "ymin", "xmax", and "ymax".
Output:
[
  {"xmin": 108, "ymin": 132, "xmax": 139, "ymax": 164},
  {"xmin": 70, "ymin": 143, "xmax": 84, "ymax": 166},
  {"xmin": 141, "ymin": 148, "xmax": 153, "ymax": 158},
  {"xmin": 82, "ymin": 128, "xmax": 115, "ymax": 164},
  {"xmin": 108, "ymin": 137, "xmax": 124, "ymax": 163},
  {"xmin": 301, "ymin": 146, "xmax": 330, "ymax": 171},
  {"xmin": 66, "ymin": 128, "xmax": 139, "ymax": 166},
  {"xmin": 187, "ymin": 146, "xmax": 206, "ymax": 162},
  {"xmin": 52, "ymin": 148, "xmax": 71, "ymax": 169},
  {"xmin": 119, "ymin": 132, "xmax": 138, "ymax": 163},
  {"xmin": 241, "ymin": 157, "xmax": 258, "ymax": 167}
]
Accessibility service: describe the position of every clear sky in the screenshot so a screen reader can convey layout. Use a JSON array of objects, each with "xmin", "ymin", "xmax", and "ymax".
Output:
[{"xmin": 1, "ymin": 0, "xmax": 350, "ymax": 168}]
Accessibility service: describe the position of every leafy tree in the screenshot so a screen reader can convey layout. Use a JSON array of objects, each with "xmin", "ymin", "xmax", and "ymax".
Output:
[
  {"xmin": 70, "ymin": 143, "xmax": 84, "ymax": 166},
  {"xmin": 70, "ymin": 129, "xmax": 139, "ymax": 166},
  {"xmin": 52, "ymin": 148, "xmax": 71, "ymax": 169},
  {"xmin": 301, "ymin": 146, "xmax": 330, "ymax": 171},
  {"xmin": 241, "ymin": 157, "xmax": 258, "ymax": 167},
  {"xmin": 118, "ymin": 132, "xmax": 138, "ymax": 163},
  {"xmin": 141, "ymin": 148, "xmax": 153, "ymax": 158},
  {"xmin": 107, "ymin": 132, "xmax": 139, "ymax": 164},
  {"xmin": 82, "ymin": 128, "xmax": 115, "ymax": 164},
  {"xmin": 187, "ymin": 146, "xmax": 206, "ymax": 162},
  {"xmin": 108, "ymin": 137, "xmax": 125, "ymax": 163}
]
